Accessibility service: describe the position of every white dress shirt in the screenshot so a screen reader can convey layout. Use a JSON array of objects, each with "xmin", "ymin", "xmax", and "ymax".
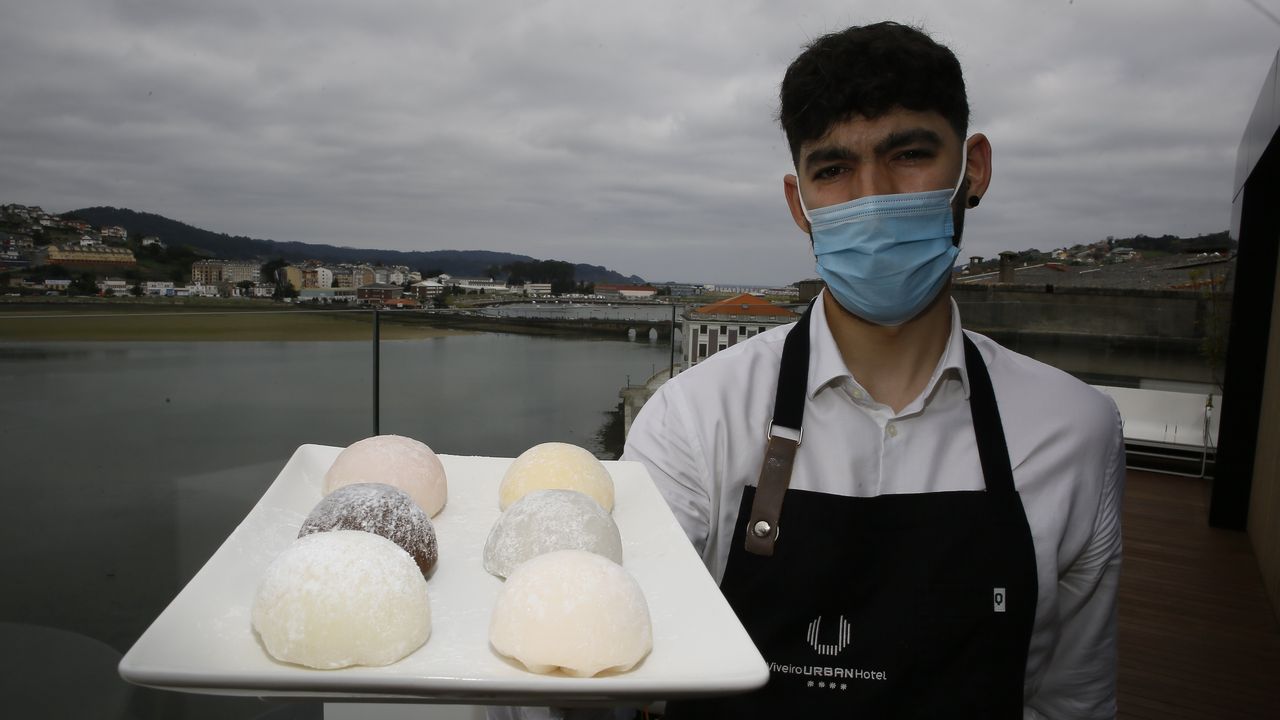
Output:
[{"xmin": 622, "ymin": 294, "xmax": 1125, "ymax": 720}]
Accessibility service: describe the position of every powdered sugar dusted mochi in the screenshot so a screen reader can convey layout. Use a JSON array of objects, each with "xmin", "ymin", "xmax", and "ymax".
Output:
[
  {"xmin": 489, "ymin": 549, "xmax": 651, "ymax": 678},
  {"xmin": 252, "ymin": 530, "xmax": 431, "ymax": 670},
  {"xmin": 324, "ymin": 435, "xmax": 447, "ymax": 517},
  {"xmin": 499, "ymin": 442, "xmax": 614, "ymax": 512},
  {"xmin": 299, "ymin": 482, "xmax": 438, "ymax": 576},
  {"xmin": 483, "ymin": 489, "xmax": 622, "ymax": 579}
]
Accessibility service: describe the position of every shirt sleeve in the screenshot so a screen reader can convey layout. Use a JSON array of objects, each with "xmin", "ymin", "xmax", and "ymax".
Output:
[
  {"xmin": 620, "ymin": 380, "xmax": 712, "ymax": 556},
  {"xmin": 1027, "ymin": 402, "xmax": 1125, "ymax": 719}
]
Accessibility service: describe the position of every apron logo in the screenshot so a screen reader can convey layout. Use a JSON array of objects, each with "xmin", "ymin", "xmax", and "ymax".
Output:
[
  {"xmin": 994, "ymin": 587, "xmax": 1007, "ymax": 613},
  {"xmin": 806, "ymin": 615, "xmax": 851, "ymax": 656}
]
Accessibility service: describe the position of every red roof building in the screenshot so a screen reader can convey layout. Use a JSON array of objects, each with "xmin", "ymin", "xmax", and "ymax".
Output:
[{"xmin": 683, "ymin": 293, "xmax": 799, "ymax": 369}]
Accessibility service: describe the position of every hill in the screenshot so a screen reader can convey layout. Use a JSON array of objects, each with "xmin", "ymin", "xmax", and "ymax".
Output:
[{"xmin": 63, "ymin": 206, "xmax": 644, "ymax": 284}]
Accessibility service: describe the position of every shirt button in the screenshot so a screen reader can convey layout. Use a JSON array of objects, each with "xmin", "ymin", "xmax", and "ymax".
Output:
[
  {"xmin": 886, "ymin": 423, "xmax": 898, "ymax": 438},
  {"xmin": 851, "ymin": 388, "xmax": 864, "ymax": 400}
]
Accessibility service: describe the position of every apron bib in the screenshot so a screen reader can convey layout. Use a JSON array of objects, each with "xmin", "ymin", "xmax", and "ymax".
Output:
[{"xmin": 666, "ymin": 304, "xmax": 1038, "ymax": 719}]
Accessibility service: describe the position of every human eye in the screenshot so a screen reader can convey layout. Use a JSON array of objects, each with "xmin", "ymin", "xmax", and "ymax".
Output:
[
  {"xmin": 811, "ymin": 164, "xmax": 847, "ymax": 181},
  {"xmin": 895, "ymin": 147, "xmax": 935, "ymax": 162}
]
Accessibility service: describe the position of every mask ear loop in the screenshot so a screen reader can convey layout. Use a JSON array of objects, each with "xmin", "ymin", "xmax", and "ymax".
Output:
[
  {"xmin": 949, "ymin": 138, "xmax": 971, "ymax": 205},
  {"xmin": 794, "ymin": 171, "xmax": 813, "ymax": 222}
]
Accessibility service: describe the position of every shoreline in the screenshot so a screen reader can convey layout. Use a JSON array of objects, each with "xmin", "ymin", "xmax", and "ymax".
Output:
[
  {"xmin": 0, "ymin": 300, "xmax": 680, "ymax": 342},
  {"xmin": 0, "ymin": 305, "xmax": 468, "ymax": 342}
]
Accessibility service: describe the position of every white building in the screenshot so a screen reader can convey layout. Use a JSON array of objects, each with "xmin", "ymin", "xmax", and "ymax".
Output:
[
  {"xmin": 683, "ymin": 293, "xmax": 799, "ymax": 369},
  {"xmin": 143, "ymin": 281, "xmax": 175, "ymax": 296}
]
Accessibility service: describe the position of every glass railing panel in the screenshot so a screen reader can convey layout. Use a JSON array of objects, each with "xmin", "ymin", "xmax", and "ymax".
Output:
[{"xmin": 0, "ymin": 307, "xmax": 387, "ymax": 719}]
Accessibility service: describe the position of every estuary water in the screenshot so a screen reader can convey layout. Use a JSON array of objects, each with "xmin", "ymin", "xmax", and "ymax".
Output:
[{"xmin": 0, "ymin": 332, "xmax": 671, "ymax": 719}]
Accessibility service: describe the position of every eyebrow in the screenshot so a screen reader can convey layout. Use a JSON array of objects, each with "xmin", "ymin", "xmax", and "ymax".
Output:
[{"xmin": 801, "ymin": 127, "xmax": 944, "ymax": 171}]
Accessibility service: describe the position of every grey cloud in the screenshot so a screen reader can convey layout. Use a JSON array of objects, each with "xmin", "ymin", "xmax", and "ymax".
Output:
[{"xmin": 0, "ymin": 0, "xmax": 1275, "ymax": 283}]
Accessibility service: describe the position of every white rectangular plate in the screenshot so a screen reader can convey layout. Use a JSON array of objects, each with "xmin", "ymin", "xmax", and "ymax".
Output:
[{"xmin": 119, "ymin": 445, "xmax": 768, "ymax": 705}]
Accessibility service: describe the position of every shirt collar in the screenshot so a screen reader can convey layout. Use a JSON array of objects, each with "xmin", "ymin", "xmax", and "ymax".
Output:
[{"xmin": 807, "ymin": 291, "xmax": 971, "ymax": 403}]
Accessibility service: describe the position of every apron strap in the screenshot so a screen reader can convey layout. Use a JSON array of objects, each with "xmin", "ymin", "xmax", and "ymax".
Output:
[
  {"xmin": 962, "ymin": 334, "xmax": 1016, "ymax": 495},
  {"xmin": 744, "ymin": 301, "xmax": 815, "ymax": 556}
]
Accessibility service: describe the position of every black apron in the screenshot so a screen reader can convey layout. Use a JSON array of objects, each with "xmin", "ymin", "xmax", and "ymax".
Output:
[{"xmin": 666, "ymin": 304, "xmax": 1038, "ymax": 719}]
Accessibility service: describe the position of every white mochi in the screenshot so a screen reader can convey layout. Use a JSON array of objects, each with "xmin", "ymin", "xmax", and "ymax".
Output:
[
  {"xmin": 252, "ymin": 530, "xmax": 431, "ymax": 669},
  {"xmin": 499, "ymin": 442, "xmax": 614, "ymax": 512},
  {"xmin": 484, "ymin": 490, "xmax": 623, "ymax": 578},
  {"xmin": 489, "ymin": 549, "xmax": 651, "ymax": 678},
  {"xmin": 324, "ymin": 435, "xmax": 447, "ymax": 517}
]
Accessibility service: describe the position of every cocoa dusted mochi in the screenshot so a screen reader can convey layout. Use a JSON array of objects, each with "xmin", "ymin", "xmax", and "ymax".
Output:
[
  {"xmin": 483, "ymin": 489, "xmax": 622, "ymax": 579},
  {"xmin": 324, "ymin": 435, "xmax": 447, "ymax": 517},
  {"xmin": 299, "ymin": 482, "xmax": 438, "ymax": 576}
]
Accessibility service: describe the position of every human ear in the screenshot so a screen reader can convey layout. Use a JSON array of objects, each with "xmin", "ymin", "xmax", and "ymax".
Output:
[
  {"xmin": 963, "ymin": 134, "xmax": 992, "ymax": 205},
  {"xmin": 783, "ymin": 173, "xmax": 812, "ymax": 234}
]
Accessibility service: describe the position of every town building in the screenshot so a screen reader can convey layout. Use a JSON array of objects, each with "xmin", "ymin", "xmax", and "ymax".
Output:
[
  {"xmin": 142, "ymin": 281, "xmax": 175, "ymax": 296},
  {"xmin": 191, "ymin": 260, "xmax": 261, "ymax": 285},
  {"xmin": 356, "ymin": 283, "xmax": 404, "ymax": 306},
  {"xmin": 682, "ymin": 293, "xmax": 799, "ymax": 369},
  {"xmin": 46, "ymin": 245, "xmax": 137, "ymax": 270},
  {"xmin": 275, "ymin": 265, "xmax": 305, "ymax": 290},
  {"xmin": 303, "ymin": 266, "xmax": 334, "ymax": 288},
  {"xmin": 522, "ymin": 282, "xmax": 552, "ymax": 296},
  {"xmin": 411, "ymin": 279, "xmax": 444, "ymax": 301},
  {"xmin": 596, "ymin": 283, "xmax": 658, "ymax": 299},
  {"xmin": 97, "ymin": 278, "xmax": 130, "ymax": 296}
]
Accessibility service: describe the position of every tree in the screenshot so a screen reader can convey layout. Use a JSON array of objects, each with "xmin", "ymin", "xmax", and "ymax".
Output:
[
  {"xmin": 236, "ymin": 280, "xmax": 255, "ymax": 297},
  {"xmin": 261, "ymin": 258, "xmax": 288, "ymax": 283}
]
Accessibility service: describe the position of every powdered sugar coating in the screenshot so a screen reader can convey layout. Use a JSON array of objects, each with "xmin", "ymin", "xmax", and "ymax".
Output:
[
  {"xmin": 251, "ymin": 530, "xmax": 431, "ymax": 670},
  {"xmin": 498, "ymin": 442, "xmax": 614, "ymax": 512},
  {"xmin": 483, "ymin": 489, "xmax": 622, "ymax": 579},
  {"xmin": 489, "ymin": 549, "xmax": 651, "ymax": 678},
  {"xmin": 324, "ymin": 435, "xmax": 447, "ymax": 517},
  {"xmin": 299, "ymin": 483, "xmax": 438, "ymax": 576}
]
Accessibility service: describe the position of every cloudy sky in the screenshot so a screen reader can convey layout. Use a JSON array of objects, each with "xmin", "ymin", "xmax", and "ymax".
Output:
[{"xmin": 1, "ymin": 0, "xmax": 1276, "ymax": 284}]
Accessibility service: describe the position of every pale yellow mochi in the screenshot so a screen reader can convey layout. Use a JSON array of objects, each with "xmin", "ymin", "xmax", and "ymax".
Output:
[
  {"xmin": 498, "ymin": 442, "xmax": 614, "ymax": 512},
  {"xmin": 252, "ymin": 530, "xmax": 431, "ymax": 669},
  {"xmin": 489, "ymin": 549, "xmax": 651, "ymax": 677},
  {"xmin": 324, "ymin": 434, "xmax": 447, "ymax": 517}
]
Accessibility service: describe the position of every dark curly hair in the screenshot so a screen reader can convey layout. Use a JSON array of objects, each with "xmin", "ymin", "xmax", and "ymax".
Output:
[{"xmin": 779, "ymin": 22, "xmax": 969, "ymax": 164}]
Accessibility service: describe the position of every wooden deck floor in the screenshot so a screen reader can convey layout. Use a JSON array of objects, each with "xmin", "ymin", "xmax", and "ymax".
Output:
[{"xmin": 1118, "ymin": 469, "xmax": 1280, "ymax": 719}]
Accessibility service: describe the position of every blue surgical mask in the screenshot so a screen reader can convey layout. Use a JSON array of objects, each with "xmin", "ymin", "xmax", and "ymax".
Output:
[{"xmin": 800, "ymin": 144, "xmax": 967, "ymax": 326}]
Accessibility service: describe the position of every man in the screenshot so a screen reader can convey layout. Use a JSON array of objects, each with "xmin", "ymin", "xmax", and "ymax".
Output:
[{"xmin": 623, "ymin": 22, "xmax": 1124, "ymax": 719}]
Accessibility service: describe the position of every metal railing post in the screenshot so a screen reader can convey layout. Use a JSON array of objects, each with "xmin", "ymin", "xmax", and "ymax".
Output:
[
  {"xmin": 669, "ymin": 303, "xmax": 676, "ymax": 378},
  {"xmin": 372, "ymin": 308, "xmax": 380, "ymax": 436}
]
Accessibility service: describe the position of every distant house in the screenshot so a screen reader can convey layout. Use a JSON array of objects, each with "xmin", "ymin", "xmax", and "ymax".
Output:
[
  {"xmin": 97, "ymin": 278, "xmax": 130, "ymax": 296},
  {"xmin": 522, "ymin": 282, "xmax": 552, "ymax": 296},
  {"xmin": 99, "ymin": 225, "xmax": 128, "ymax": 242},
  {"xmin": 682, "ymin": 293, "xmax": 799, "ymax": 369},
  {"xmin": 143, "ymin": 281, "xmax": 175, "ymax": 296},
  {"xmin": 411, "ymin": 279, "xmax": 444, "ymax": 300},
  {"xmin": 141, "ymin": 236, "xmax": 165, "ymax": 248},
  {"xmin": 356, "ymin": 283, "xmax": 404, "ymax": 306}
]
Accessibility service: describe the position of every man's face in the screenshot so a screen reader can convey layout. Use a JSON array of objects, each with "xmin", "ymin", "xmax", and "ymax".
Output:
[{"xmin": 782, "ymin": 107, "xmax": 989, "ymax": 237}]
